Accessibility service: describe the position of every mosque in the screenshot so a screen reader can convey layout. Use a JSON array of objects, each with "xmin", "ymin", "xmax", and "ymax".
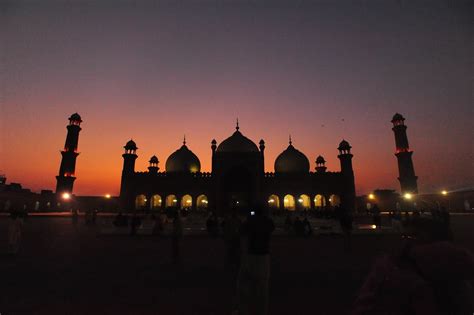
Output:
[{"xmin": 119, "ymin": 122, "xmax": 356, "ymax": 215}]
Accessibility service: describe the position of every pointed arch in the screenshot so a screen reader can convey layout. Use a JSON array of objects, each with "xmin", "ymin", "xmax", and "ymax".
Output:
[{"xmin": 283, "ymin": 194, "xmax": 296, "ymax": 211}]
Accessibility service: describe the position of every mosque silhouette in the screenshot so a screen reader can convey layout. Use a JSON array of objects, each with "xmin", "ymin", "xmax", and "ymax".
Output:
[{"xmin": 118, "ymin": 121, "xmax": 356, "ymax": 215}]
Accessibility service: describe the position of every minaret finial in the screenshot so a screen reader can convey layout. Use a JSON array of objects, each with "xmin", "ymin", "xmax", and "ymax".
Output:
[
  {"xmin": 236, "ymin": 118, "xmax": 239, "ymax": 131},
  {"xmin": 183, "ymin": 134, "xmax": 186, "ymax": 145},
  {"xmin": 289, "ymin": 134, "xmax": 292, "ymax": 145}
]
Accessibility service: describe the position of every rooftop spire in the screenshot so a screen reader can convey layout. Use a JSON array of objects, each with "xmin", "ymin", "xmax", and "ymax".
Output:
[
  {"xmin": 183, "ymin": 134, "xmax": 186, "ymax": 145},
  {"xmin": 289, "ymin": 134, "xmax": 292, "ymax": 145},
  {"xmin": 236, "ymin": 118, "xmax": 239, "ymax": 131}
]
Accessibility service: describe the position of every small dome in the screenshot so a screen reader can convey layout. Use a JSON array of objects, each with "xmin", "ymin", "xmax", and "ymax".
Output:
[
  {"xmin": 216, "ymin": 130, "xmax": 259, "ymax": 153},
  {"xmin": 391, "ymin": 113, "xmax": 405, "ymax": 122},
  {"xmin": 124, "ymin": 139, "xmax": 137, "ymax": 150},
  {"xmin": 316, "ymin": 155, "xmax": 326, "ymax": 164},
  {"xmin": 149, "ymin": 155, "xmax": 159, "ymax": 164},
  {"xmin": 69, "ymin": 113, "xmax": 82, "ymax": 122},
  {"xmin": 338, "ymin": 139, "xmax": 351, "ymax": 151},
  {"xmin": 275, "ymin": 143, "xmax": 310, "ymax": 173},
  {"xmin": 165, "ymin": 144, "xmax": 201, "ymax": 173}
]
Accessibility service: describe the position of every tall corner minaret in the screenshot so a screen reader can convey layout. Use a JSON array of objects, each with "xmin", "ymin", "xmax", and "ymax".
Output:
[
  {"xmin": 56, "ymin": 113, "xmax": 82, "ymax": 194},
  {"xmin": 120, "ymin": 139, "xmax": 138, "ymax": 199},
  {"xmin": 391, "ymin": 113, "xmax": 418, "ymax": 194},
  {"xmin": 338, "ymin": 139, "xmax": 355, "ymax": 212}
]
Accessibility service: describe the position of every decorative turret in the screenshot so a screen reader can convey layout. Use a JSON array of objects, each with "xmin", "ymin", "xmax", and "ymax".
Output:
[
  {"xmin": 338, "ymin": 139, "xmax": 353, "ymax": 175},
  {"xmin": 315, "ymin": 155, "xmax": 327, "ymax": 173},
  {"xmin": 148, "ymin": 155, "xmax": 159, "ymax": 173},
  {"xmin": 56, "ymin": 113, "xmax": 82, "ymax": 194},
  {"xmin": 391, "ymin": 113, "xmax": 418, "ymax": 194},
  {"xmin": 122, "ymin": 139, "xmax": 138, "ymax": 174}
]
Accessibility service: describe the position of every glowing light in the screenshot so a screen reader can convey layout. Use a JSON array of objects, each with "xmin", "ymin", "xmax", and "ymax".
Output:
[
  {"xmin": 441, "ymin": 190, "xmax": 448, "ymax": 196},
  {"xmin": 105, "ymin": 194, "xmax": 111, "ymax": 199},
  {"xmin": 62, "ymin": 192, "xmax": 71, "ymax": 200},
  {"xmin": 236, "ymin": 201, "xmax": 239, "ymax": 204},
  {"xmin": 329, "ymin": 198, "xmax": 332, "ymax": 202},
  {"xmin": 186, "ymin": 200, "xmax": 191, "ymax": 204},
  {"xmin": 268, "ymin": 199, "xmax": 274, "ymax": 203},
  {"xmin": 298, "ymin": 198, "xmax": 303, "ymax": 203},
  {"xmin": 368, "ymin": 193, "xmax": 375, "ymax": 200},
  {"xmin": 284, "ymin": 199, "xmax": 288, "ymax": 203},
  {"xmin": 404, "ymin": 193, "xmax": 412, "ymax": 200},
  {"xmin": 173, "ymin": 199, "xmax": 177, "ymax": 203},
  {"xmin": 371, "ymin": 224, "xmax": 377, "ymax": 229}
]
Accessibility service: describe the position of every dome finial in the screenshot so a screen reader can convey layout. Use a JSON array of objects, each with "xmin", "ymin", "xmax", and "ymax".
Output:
[
  {"xmin": 183, "ymin": 134, "xmax": 186, "ymax": 145},
  {"xmin": 236, "ymin": 118, "xmax": 239, "ymax": 131},
  {"xmin": 289, "ymin": 134, "xmax": 292, "ymax": 145}
]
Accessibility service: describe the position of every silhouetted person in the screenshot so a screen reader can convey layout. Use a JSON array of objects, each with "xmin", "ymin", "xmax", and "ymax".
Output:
[
  {"xmin": 294, "ymin": 216, "xmax": 304, "ymax": 237},
  {"xmin": 302, "ymin": 217, "xmax": 312, "ymax": 237},
  {"xmin": 130, "ymin": 213, "xmax": 141, "ymax": 236},
  {"xmin": 371, "ymin": 204, "xmax": 381, "ymax": 227},
  {"xmin": 223, "ymin": 211, "xmax": 242, "ymax": 267},
  {"xmin": 171, "ymin": 210, "xmax": 183, "ymax": 264},
  {"xmin": 236, "ymin": 205, "xmax": 274, "ymax": 315},
  {"xmin": 8, "ymin": 211, "xmax": 23, "ymax": 254},
  {"xmin": 339, "ymin": 207, "xmax": 353, "ymax": 250},
  {"xmin": 206, "ymin": 212, "xmax": 219, "ymax": 238},
  {"xmin": 284, "ymin": 213, "xmax": 292, "ymax": 233},
  {"xmin": 72, "ymin": 208, "xmax": 79, "ymax": 226},
  {"xmin": 352, "ymin": 217, "xmax": 474, "ymax": 315},
  {"xmin": 113, "ymin": 212, "xmax": 124, "ymax": 227}
]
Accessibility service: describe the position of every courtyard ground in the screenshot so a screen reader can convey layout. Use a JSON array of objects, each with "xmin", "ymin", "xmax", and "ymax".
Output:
[{"xmin": 0, "ymin": 214, "xmax": 473, "ymax": 315}]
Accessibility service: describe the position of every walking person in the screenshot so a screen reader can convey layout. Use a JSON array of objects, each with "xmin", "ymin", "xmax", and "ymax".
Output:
[
  {"xmin": 235, "ymin": 204, "xmax": 275, "ymax": 315},
  {"xmin": 8, "ymin": 211, "xmax": 24, "ymax": 254},
  {"xmin": 171, "ymin": 210, "xmax": 183, "ymax": 264},
  {"xmin": 223, "ymin": 210, "xmax": 242, "ymax": 267}
]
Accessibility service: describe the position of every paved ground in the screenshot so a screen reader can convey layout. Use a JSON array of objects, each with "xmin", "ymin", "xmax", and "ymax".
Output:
[{"xmin": 0, "ymin": 215, "xmax": 473, "ymax": 315}]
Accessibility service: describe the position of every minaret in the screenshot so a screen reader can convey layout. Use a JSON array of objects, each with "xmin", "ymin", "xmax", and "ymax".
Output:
[
  {"xmin": 120, "ymin": 139, "xmax": 138, "ymax": 209},
  {"xmin": 338, "ymin": 139, "xmax": 353, "ymax": 175},
  {"xmin": 56, "ymin": 113, "xmax": 82, "ymax": 194},
  {"xmin": 338, "ymin": 139, "xmax": 355, "ymax": 212},
  {"xmin": 391, "ymin": 113, "xmax": 418, "ymax": 194}
]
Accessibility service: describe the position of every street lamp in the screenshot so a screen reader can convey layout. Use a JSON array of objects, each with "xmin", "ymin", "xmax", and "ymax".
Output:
[
  {"xmin": 403, "ymin": 193, "xmax": 413, "ymax": 200},
  {"xmin": 105, "ymin": 194, "xmax": 111, "ymax": 199},
  {"xmin": 441, "ymin": 190, "xmax": 448, "ymax": 196},
  {"xmin": 368, "ymin": 193, "xmax": 375, "ymax": 200}
]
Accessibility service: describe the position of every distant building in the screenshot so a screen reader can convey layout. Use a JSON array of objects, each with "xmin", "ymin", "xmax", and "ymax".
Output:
[{"xmin": 120, "ymin": 122, "xmax": 356, "ymax": 215}]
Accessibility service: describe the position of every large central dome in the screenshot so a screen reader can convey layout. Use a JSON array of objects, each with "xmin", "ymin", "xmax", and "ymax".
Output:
[
  {"xmin": 165, "ymin": 140, "xmax": 201, "ymax": 173},
  {"xmin": 274, "ymin": 139, "xmax": 310, "ymax": 173},
  {"xmin": 216, "ymin": 126, "xmax": 259, "ymax": 153}
]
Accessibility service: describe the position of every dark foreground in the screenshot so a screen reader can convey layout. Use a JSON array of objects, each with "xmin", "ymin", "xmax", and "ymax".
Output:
[{"xmin": 1, "ymin": 216, "xmax": 473, "ymax": 315}]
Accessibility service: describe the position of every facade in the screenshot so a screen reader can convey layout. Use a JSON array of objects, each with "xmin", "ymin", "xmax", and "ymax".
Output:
[
  {"xmin": 392, "ymin": 113, "xmax": 418, "ymax": 194},
  {"xmin": 120, "ymin": 123, "xmax": 356, "ymax": 215}
]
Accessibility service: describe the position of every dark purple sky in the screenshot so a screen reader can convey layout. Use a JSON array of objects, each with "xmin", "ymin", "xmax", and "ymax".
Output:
[{"xmin": 1, "ymin": 0, "xmax": 472, "ymax": 195}]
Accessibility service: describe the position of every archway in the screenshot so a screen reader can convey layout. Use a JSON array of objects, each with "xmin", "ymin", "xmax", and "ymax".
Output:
[
  {"xmin": 196, "ymin": 194, "xmax": 208, "ymax": 210},
  {"xmin": 181, "ymin": 194, "xmax": 193, "ymax": 209},
  {"xmin": 283, "ymin": 194, "xmax": 296, "ymax": 211},
  {"xmin": 268, "ymin": 195, "xmax": 280, "ymax": 209},
  {"xmin": 329, "ymin": 194, "xmax": 341, "ymax": 207},
  {"xmin": 135, "ymin": 194, "xmax": 147, "ymax": 209},
  {"xmin": 314, "ymin": 194, "xmax": 326, "ymax": 207},
  {"xmin": 221, "ymin": 166, "xmax": 254, "ymax": 211},
  {"xmin": 298, "ymin": 194, "xmax": 311, "ymax": 210},
  {"xmin": 166, "ymin": 195, "xmax": 178, "ymax": 208},
  {"xmin": 151, "ymin": 194, "xmax": 162, "ymax": 209}
]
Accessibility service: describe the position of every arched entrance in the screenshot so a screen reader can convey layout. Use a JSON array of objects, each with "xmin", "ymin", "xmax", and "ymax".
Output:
[{"xmin": 220, "ymin": 166, "xmax": 255, "ymax": 213}]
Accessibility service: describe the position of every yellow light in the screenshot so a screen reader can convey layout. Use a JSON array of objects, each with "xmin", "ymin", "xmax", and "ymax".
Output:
[
  {"xmin": 173, "ymin": 199, "xmax": 177, "ymax": 202},
  {"xmin": 371, "ymin": 224, "xmax": 377, "ymax": 229},
  {"xmin": 186, "ymin": 200, "xmax": 191, "ymax": 204},
  {"xmin": 62, "ymin": 192, "xmax": 71, "ymax": 200},
  {"xmin": 105, "ymin": 194, "xmax": 111, "ymax": 199},
  {"xmin": 298, "ymin": 198, "xmax": 303, "ymax": 203},
  {"xmin": 284, "ymin": 199, "xmax": 288, "ymax": 203},
  {"xmin": 404, "ymin": 193, "xmax": 412, "ymax": 200},
  {"xmin": 368, "ymin": 193, "xmax": 375, "ymax": 200},
  {"xmin": 441, "ymin": 190, "xmax": 448, "ymax": 196},
  {"xmin": 268, "ymin": 199, "xmax": 274, "ymax": 203}
]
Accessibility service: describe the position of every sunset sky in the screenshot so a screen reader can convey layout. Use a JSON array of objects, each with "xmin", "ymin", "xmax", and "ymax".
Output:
[{"xmin": 1, "ymin": 0, "xmax": 472, "ymax": 196}]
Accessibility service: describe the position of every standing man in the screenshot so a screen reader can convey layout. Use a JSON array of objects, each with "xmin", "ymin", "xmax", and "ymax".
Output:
[{"xmin": 236, "ymin": 204, "xmax": 275, "ymax": 315}]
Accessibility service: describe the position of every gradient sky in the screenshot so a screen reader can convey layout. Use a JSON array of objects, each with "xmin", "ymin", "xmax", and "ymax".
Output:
[{"xmin": 1, "ymin": 0, "xmax": 472, "ymax": 196}]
